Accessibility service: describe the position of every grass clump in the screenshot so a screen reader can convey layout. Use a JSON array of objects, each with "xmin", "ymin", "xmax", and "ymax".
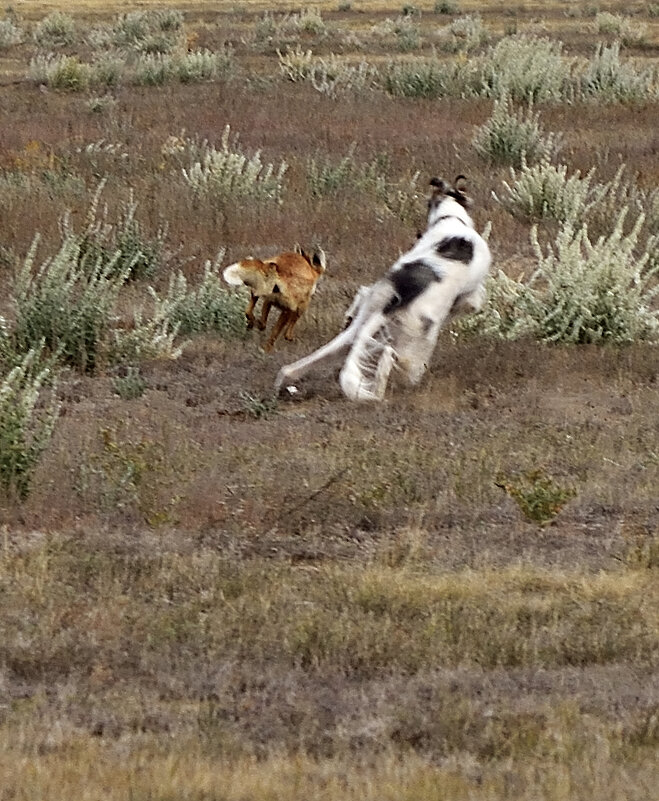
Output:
[
  {"xmin": 12, "ymin": 235, "xmax": 130, "ymax": 373},
  {"xmin": 594, "ymin": 12, "xmax": 647, "ymax": 45},
  {"xmin": 383, "ymin": 55, "xmax": 476, "ymax": 98},
  {"xmin": 112, "ymin": 366, "xmax": 147, "ymax": 400},
  {"xmin": 472, "ymin": 95, "xmax": 561, "ymax": 167},
  {"xmin": 182, "ymin": 125, "xmax": 287, "ymax": 205},
  {"xmin": 0, "ymin": 346, "xmax": 59, "ymax": 500}
]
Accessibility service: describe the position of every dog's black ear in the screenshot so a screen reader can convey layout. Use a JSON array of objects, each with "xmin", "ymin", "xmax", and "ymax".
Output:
[
  {"xmin": 429, "ymin": 177, "xmax": 449, "ymax": 193},
  {"xmin": 454, "ymin": 174, "xmax": 468, "ymax": 192}
]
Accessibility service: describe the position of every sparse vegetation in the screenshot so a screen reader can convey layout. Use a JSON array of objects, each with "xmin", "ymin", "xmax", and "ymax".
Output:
[{"xmin": 0, "ymin": 3, "xmax": 658, "ymax": 800}]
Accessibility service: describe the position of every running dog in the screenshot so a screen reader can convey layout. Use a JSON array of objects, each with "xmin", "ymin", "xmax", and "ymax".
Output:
[{"xmin": 275, "ymin": 177, "xmax": 491, "ymax": 400}]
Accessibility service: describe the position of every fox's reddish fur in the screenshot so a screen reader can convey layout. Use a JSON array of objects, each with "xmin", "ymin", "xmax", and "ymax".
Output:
[{"xmin": 223, "ymin": 245, "xmax": 326, "ymax": 351}]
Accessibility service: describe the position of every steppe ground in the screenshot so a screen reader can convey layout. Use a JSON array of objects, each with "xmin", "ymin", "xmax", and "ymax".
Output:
[{"xmin": 0, "ymin": 1, "xmax": 658, "ymax": 799}]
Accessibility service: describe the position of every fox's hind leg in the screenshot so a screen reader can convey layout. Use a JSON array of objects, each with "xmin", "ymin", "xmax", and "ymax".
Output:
[
  {"xmin": 245, "ymin": 292, "xmax": 259, "ymax": 329},
  {"xmin": 283, "ymin": 310, "xmax": 301, "ymax": 341},
  {"xmin": 264, "ymin": 308, "xmax": 291, "ymax": 352},
  {"xmin": 257, "ymin": 299, "xmax": 272, "ymax": 331}
]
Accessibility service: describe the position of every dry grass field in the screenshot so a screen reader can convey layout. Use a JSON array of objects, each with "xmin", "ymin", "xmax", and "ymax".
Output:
[{"xmin": 1, "ymin": 2, "xmax": 658, "ymax": 799}]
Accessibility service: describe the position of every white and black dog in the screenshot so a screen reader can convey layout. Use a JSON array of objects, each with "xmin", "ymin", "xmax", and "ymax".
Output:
[{"xmin": 275, "ymin": 176, "xmax": 491, "ymax": 401}]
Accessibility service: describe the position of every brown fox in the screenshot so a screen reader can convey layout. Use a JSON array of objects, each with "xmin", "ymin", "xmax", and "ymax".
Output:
[{"xmin": 223, "ymin": 245, "xmax": 326, "ymax": 351}]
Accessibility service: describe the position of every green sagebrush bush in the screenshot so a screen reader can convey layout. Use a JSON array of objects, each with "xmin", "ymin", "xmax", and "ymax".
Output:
[
  {"xmin": 461, "ymin": 211, "xmax": 659, "ymax": 344},
  {"xmin": 0, "ymin": 17, "xmax": 22, "ymax": 49},
  {"xmin": 495, "ymin": 158, "xmax": 597, "ymax": 223},
  {"xmin": 580, "ymin": 41, "xmax": 657, "ymax": 103},
  {"xmin": 479, "ymin": 35, "xmax": 574, "ymax": 103},
  {"xmin": 0, "ymin": 345, "xmax": 60, "ymax": 500},
  {"xmin": 182, "ymin": 125, "xmax": 287, "ymax": 204},
  {"xmin": 472, "ymin": 95, "xmax": 562, "ymax": 168},
  {"xmin": 164, "ymin": 255, "xmax": 247, "ymax": 338},
  {"xmin": 33, "ymin": 11, "xmax": 76, "ymax": 48}
]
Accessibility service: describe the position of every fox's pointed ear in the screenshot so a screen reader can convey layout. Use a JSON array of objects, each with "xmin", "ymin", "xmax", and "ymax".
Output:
[
  {"xmin": 293, "ymin": 242, "xmax": 303, "ymax": 254},
  {"xmin": 312, "ymin": 248, "xmax": 326, "ymax": 270}
]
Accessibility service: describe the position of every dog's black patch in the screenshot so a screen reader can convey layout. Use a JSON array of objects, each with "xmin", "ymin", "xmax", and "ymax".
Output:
[
  {"xmin": 421, "ymin": 316, "xmax": 433, "ymax": 335},
  {"xmin": 435, "ymin": 236, "xmax": 473, "ymax": 263},
  {"xmin": 383, "ymin": 260, "xmax": 440, "ymax": 315}
]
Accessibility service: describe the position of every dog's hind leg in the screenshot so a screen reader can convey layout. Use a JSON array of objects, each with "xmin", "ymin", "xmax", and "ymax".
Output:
[{"xmin": 275, "ymin": 324, "xmax": 358, "ymax": 393}]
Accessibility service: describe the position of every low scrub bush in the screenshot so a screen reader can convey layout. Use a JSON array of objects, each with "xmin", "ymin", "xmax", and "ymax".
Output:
[
  {"xmin": 594, "ymin": 12, "xmax": 647, "ymax": 45},
  {"xmin": 0, "ymin": 346, "xmax": 60, "ymax": 501},
  {"xmin": 496, "ymin": 468, "xmax": 577, "ymax": 526},
  {"xmin": 495, "ymin": 158, "xmax": 596, "ymax": 223},
  {"xmin": 165, "ymin": 256, "xmax": 246, "ymax": 338},
  {"xmin": 437, "ymin": 14, "xmax": 486, "ymax": 53},
  {"xmin": 12, "ymin": 235, "xmax": 130, "ymax": 373},
  {"xmin": 29, "ymin": 54, "xmax": 90, "ymax": 91},
  {"xmin": 173, "ymin": 47, "xmax": 235, "ymax": 83},
  {"xmin": 479, "ymin": 35, "xmax": 574, "ymax": 103},
  {"xmin": 131, "ymin": 52, "xmax": 174, "ymax": 86},
  {"xmin": 579, "ymin": 41, "xmax": 657, "ymax": 103},
  {"xmin": 182, "ymin": 125, "xmax": 287, "ymax": 205},
  {"xmin": 0, "ymin": 17, "xmax": 22, "ymax": 49},
  {"xmin": 112, "ymin": 366, "xmax": 147, "ymax": 400},
  {"xmin": 33, "ymin": 11, "xmax": 76, "ymax": 48},
  {"xmin": 472, "ymin": 95, "xmax": 561, "ymax": 167},
  {"xmin": 465, "ymin": 211, "xmax": 659, "ymax": 343},
  {"xmin": 307, "ymin": 145, "xmax": 421, "ymax": 221},
  {"xmin": 382, "ymin": 55, "xmax": 477, "ymax": 98},
  {"xmin": 74, "ymin": 184, "xmax": 168, "ymax": 281}
]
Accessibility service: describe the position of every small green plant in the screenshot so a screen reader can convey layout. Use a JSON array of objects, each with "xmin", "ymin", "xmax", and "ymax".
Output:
[
  {"xmin": 383, "ymin": 56, "xmax": 476, "ymax": 98},
  {"xmin": 277, "ymin": 45, "xmax": 314, "ymax": 81},
  {"xmin": 239, "ymin": 391, "xmax": 278, "ymax": 420},
  {"xmin": 182, "ymin": 125, "xmax": 288, "ymax": 205},
  {"xmin": 33, "ymin": 11, "xmax": 76, "ymax": 48},
  {"xmin": 75, "ymin": 185, "xmax": 168, "ymax": 282},
  {"xmin": 112, "ymin": 366, "xmax": 147, "ymax": 400},
  {"xmin": 0, "ymin": 346, "xmax": 60, "ymax": 501},
  {"xmin": 472, "ymin": 95, "xmax": 561, "ymax": 167},
  {"xmin": 132, "ymin": 52, "xmax": 173, "ymax": 85},
  {"xmin": 594, "ymin": 12, "xmax": 647, "ymax": 44},
  {"xmin": 496, "ymin": 468, "xmax": 576, "ymax": 525}
]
